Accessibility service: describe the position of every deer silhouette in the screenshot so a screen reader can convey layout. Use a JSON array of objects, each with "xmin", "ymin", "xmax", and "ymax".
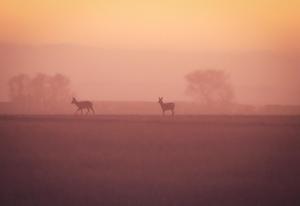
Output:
[
  {"xmin": 71, "ymin": 97, "xmax": 95, "ymax": 115},
  {"xmin": 158, "ymin": 97, "xmax": 175, "ymax": 116}
]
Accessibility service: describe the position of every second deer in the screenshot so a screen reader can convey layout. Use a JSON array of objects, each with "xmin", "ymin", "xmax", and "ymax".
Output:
[{"xmin": 158, "ymin": 97, "xmax": 175, "ymax": 116}]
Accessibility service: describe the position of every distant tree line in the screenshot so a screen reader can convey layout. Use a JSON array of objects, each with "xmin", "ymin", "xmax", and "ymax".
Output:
[
  {"xmin": 8, "ymin": 73, "xmax": 72, "ymax": 112},
  {"xmin": 7, "ymin": 69, "xmax": 234, "ymax": 113}
]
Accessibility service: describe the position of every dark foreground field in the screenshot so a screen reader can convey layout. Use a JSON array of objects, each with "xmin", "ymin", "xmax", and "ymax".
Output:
[{"xmin": 0, "ymin": 115, "xmax": 300, "ymax": 206}]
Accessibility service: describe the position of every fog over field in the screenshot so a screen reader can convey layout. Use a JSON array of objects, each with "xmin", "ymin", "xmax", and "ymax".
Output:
[
  {"xmin": 1, "ymin": 1, "xmax": 300, "ymax": 107},
  {"xmin": 0, "ymin": 44, "xmax": 299, "ymax": 106},
  {"xmin": 1, "ymin": 1, "xmax": 300, "ymax": 205}
]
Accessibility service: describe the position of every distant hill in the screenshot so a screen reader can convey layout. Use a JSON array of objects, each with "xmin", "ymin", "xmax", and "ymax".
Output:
[
  {"xmin": 258, "ymin": 105, "xmax": 300, "ymax": 115},
  {"xmin": 1, "ymin": 101, "xmax": 300, "ymax": 115}
]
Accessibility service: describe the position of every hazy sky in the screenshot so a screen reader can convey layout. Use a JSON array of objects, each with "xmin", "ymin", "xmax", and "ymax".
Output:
[
  {"xmin": 1, "ymin": 0, "xmax": 300, "ymax": 51},
  {"xmin": 0, "ymin": 0, "xmax": 299, "ymax": 104}
]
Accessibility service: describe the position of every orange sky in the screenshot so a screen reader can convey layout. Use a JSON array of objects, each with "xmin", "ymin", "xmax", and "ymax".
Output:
[
  {"xmin": 1, "ymin": 0, "xmax": 299, "ymax": 51},
  {"xmin": 0, "ymin": 0, "xmax": 299, "ymax": 104}
]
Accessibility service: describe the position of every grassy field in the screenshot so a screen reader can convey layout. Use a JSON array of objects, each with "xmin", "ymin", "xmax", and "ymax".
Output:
[{"xmin": 0, "ymin": 115, "xmax": 300, "ymax": 206}]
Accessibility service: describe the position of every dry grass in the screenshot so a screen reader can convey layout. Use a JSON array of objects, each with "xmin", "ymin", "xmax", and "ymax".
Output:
[{"xmin": 0, "ymin": 115, "xmax": 300, "ymax": 206}]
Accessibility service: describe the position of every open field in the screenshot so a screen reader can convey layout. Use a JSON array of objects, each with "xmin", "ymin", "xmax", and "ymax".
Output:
[{"xmin": 0, "ymin": 115, "xmax": 300, "ymax": 206}]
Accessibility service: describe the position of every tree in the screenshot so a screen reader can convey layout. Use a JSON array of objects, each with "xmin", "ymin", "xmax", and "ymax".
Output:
[
  {"xmin": 30, "ymin": 73, "xmax": 50, "ymax": 108},
  {"xmin": 185, "ymin": 69, "xmax": 234, "ymax": 105},
  {"xmin": 8, "ymin": 73, "xmax": 31, "ymax": 110},
  {"xmin": 48, "ymin": 73, "xmax": 71, "ymax": 109},
  {"xmin": 8, "ymin": 73, "xmax": 72, "ymax": 112}
]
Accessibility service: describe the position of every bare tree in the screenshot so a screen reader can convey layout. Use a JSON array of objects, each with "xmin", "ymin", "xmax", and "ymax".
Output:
[
  {"xmin": 8, "ymin": 73, "xmax": 31, "ymax": 110},
  {"xmin": 8, "ymin": 73, "xmax": 72, "ymax": 112},
  {"xmin": 47, "ymin": 73, "xmax": 71, "ymax": 110},
  {"xmin": 185, "ymin": 69, "xmax": 234, "ymax": 105},
  {"xmin": 30, "ymin": 73, "xmax": 50, "ymax": 109}
]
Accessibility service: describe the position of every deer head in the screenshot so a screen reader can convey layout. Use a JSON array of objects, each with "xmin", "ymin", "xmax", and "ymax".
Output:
[{"xmin": 71, "ymin": 97, "xmax": 76, "ymax": 104}]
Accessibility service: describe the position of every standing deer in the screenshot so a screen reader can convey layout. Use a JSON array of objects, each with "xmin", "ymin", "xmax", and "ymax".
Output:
[
  {"xmin": 71, "ymin": 97, "xmax": 95, "ymax": 115},
  {"xmin": 158, "ymin": 97, "xmax": 175, "ymax": 116}
]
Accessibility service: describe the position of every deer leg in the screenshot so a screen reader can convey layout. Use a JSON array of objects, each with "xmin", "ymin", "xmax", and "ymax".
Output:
[
  {"xmin": 75, "ymin": 108, "xmax": 80, "ymax": 115},
  {"xmin": 90, "ymin": 106, "xmax": 95, "ymax": 114},
  {"xmin": 86, "ymin": 107, "xmax": 90, "ymax": 115}
]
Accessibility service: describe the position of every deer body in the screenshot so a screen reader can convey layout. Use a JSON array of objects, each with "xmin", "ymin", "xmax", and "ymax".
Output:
[
  {"xmin": 158, "ymin": 97, "xmax": 175, "ymax": 116},
  {"xmin": 71, "ymin": 97, "xmax": 95, "ymax": 115}
]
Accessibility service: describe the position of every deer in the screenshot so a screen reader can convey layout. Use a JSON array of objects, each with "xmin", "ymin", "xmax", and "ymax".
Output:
[
  {"xmin": 71, "ymin": 97, "xmax": 95, "ymax": 115},
  {"xmin": 158, "ymin": 97, "xmax": 175, "ymax": 116}
]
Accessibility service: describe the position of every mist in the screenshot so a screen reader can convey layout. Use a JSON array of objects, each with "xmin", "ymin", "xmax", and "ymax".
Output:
[
  {"xmin": 0, "ymin": 44, "xmax": 299, "ymax": 105},
  {"xmin": 1, "ymin": 2, "xmax": 300, "ymax": 206}
]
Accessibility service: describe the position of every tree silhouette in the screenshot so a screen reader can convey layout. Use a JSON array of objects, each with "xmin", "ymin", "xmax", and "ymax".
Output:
[
  {"xmin": 30, "ymin": 73, "xmax": 49, "ymax": 109},
  {"xmin": 8, "ymin": 73, "xmax": 31, "ymax": 110},
  {"xmin": 48, "ymin": 73, "xmax": 71, "ymax": 110},
  {"xmin": 185, "ymin": 69, "xmax": 234, "ymax": 105},
  {"xmin": 8, "ymin": 73, "xmax": 72, "ymax": 112}
]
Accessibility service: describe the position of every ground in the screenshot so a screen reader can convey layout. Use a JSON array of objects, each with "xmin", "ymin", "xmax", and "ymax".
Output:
[{"xmin": 0, "ymin": 115, "xmax": 300, "ymax": 206}]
